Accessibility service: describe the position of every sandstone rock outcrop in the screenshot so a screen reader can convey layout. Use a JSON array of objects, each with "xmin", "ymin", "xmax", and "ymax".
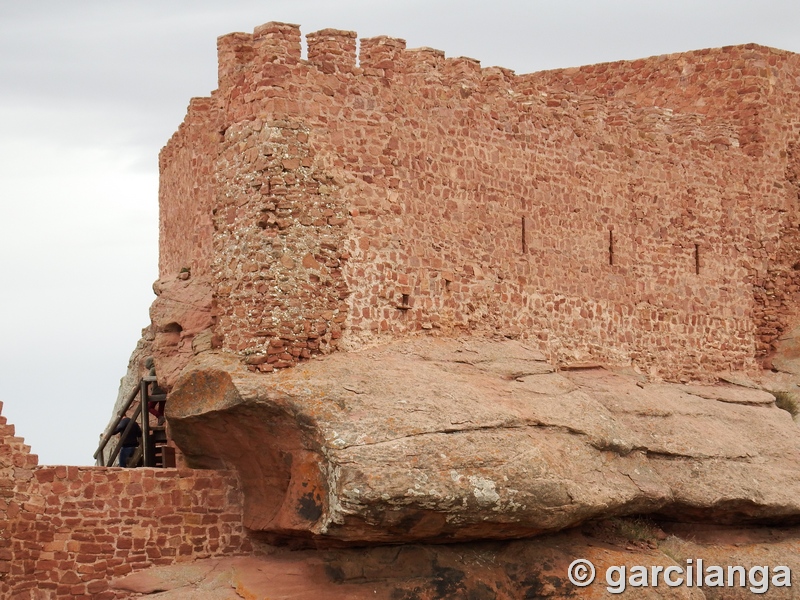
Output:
[
  {"xmin": 111, "ymin": 521, "xmax": 800, "ymax": 599},
  {"xmin": 149, "ymin": 274, "xmax": 215, "ymax": 390},
  {"xmin": 167, "ymin": 338, "xmax": 800, "ymax": 545}
]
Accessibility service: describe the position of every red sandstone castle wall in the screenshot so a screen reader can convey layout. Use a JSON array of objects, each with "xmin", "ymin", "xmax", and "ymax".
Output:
[
  {"xmin": 158, "ymin": 97, "xmax": 220, "ymax": 280},
  {"xmin": 0, "ymin": 402, "xmax": 252, "ymax": 599},
  {"xmin": 527, "ymin": 45, "xmax": 776, "ymax": 156},
  {"xmin": 748, "ymin": 51, "xmax": 800, "ymax": 363},
  {"xmin": 157, "ymin": 23, "xmax": 800, "ymax": 380},
  {"xmin": 530, "ymin": 46, "xmax": 800, "ymax": 364}
]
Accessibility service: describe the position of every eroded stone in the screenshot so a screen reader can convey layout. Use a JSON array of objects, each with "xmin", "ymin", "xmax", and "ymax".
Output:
[{"xmin": 167, "ymin": 339, "xmax": 800, "ymax": 544}]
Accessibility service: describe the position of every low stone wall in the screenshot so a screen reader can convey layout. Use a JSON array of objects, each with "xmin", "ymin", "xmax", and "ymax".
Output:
[{"xmin": 0, "ymin": 402, "xmax": 253, "ymax": 599}]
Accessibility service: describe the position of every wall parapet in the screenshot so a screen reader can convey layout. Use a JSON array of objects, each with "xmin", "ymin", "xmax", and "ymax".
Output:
[{"xmin": 307, "ymin": 28, "xmax": 357, "ymax": 74}]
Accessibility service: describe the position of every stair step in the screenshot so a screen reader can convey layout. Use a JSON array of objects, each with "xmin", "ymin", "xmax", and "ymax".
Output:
[{"xmin": 160, "ymin": 446, "xmax": 176, "ymax": 468}]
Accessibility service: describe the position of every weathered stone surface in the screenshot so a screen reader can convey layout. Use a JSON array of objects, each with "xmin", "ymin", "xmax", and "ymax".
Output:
[
  {"xmin": 677, "ymin": 384, "xmax": 777, "ymax": 405},
  {"xmin": 167, "ymin": 338, "xmax": 800, "ymax": 544},
  {"xmin": 773, "ymin": 322, "xmax": 800, "ymax": 376},
  {"xmin": 149, "ymin": 274, "xmax": 214, "ymax": 389},
  {"xmin": 111, "ymin": 521, "xmax": 800, "ymax": 599}
]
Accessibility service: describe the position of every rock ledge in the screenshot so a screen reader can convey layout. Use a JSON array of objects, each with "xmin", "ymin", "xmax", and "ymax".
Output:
[{"xmin": 167, "ymin": 339, "xmax": 800, "ymax": 544}]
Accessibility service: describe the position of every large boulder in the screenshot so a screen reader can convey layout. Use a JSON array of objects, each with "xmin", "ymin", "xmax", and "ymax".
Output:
[{"xmin": 166, "ymin": 338, "xmax": 800, "ymax": 545}]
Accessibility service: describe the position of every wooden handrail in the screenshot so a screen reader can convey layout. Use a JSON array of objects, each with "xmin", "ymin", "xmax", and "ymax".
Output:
[
  {"xmin": 94, "ymin": 381, "xmax": 142, "ymax": 464},
  {"xmin": 106, "ymin": 402, "xmax": 143, "ymax": 468},
  {"xmin": 95, "ymin": 375, "xmax": 168, "ymax": 467}
]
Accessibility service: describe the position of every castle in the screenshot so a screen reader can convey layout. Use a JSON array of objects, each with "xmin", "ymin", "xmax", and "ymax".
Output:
[
  {"xmin": 3, "ymin": 21, "xmax": 800, "ymax": 598},
  {"xmin": 157, "ymin": 23, "xmax": 800, "ymax": 384}
]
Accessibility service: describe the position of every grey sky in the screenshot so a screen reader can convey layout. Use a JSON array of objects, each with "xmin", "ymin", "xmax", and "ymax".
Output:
[{"xmin": 2, "ymin": 0, "xmax": 799, "ymax": 465}]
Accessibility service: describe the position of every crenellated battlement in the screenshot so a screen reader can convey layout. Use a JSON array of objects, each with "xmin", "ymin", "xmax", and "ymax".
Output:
[
  {"xmin": 197, "ymin": 22, "xmax": 797, "ymax": 165},
  {"xmin": 0, "ymin": 400, "xmax": 38, "ymax": 471},
  {"xmin": 307, "ymin": 28, "xmax": 358, "ymax": 74},
  {"xmin": 207, "ymin": 23, "xmax": 795, "ymax": 122},
  {"xmin": 156, "ymin": 21, "xmax": 800, "ymax": 383},
  {"xmin": 359, "ymin": 35, "xmax": 407, "ymax": 76},
  {"xmin": 252, "ymin": 21, "xmax": 301, "ymax": 64}
]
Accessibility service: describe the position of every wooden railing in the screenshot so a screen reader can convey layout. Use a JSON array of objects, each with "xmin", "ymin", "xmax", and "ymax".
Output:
[{"xmin": 94, "ymin": 376, "xmax": 165, "ymax": 467}]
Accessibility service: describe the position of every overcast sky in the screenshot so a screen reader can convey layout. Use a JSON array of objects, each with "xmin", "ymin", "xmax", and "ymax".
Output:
[{"xmin": 2, "ymin": 0, "xmax": 800, "ymax": 465}]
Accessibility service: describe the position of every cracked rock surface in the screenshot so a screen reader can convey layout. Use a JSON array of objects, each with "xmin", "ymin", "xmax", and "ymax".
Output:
[
  {"xmin": 111, "ymin": 523, "xmax": 800, "ymax": 599},
  {"xmin": 166, "ymin": 338, "xmax": 800, "ymax": 544}
]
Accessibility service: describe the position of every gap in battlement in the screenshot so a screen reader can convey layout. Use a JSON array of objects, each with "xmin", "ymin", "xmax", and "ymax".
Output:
[
  {"xmin": 297, "ymin": 26, "xmax": 362, "ymax": 67},
  {"xmin": 300, "ymin": 29, "xmax": 308, "ymax": 61}
]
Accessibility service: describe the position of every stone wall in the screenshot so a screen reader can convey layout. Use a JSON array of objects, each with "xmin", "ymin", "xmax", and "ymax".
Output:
[
  {"xmin": 157, "ymin": 24, "xmax": 800, "ymax": 382},
  {"xmin": 158, "ymin": 97, "xmax": 219, "ymax": 280},
  {"xmin": 0, "ymin": 402, "xmax": 252, "ymax": 599},
  {"xmin": 530, "ymin": 45, "xmax": 800, "ymax": 365},
  {"xmin": 752, "ymin": 52, "xmax": 800, "ymax": 365}
]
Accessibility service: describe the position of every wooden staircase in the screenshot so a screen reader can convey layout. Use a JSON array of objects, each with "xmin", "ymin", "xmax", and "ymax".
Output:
[
  {"xmin": 127, "ymin": 423, "xmax": 175, "ymax": 468},
  {"xmin": 94, "ymin": 377, "xmax": 173, "ymax": 468}
]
